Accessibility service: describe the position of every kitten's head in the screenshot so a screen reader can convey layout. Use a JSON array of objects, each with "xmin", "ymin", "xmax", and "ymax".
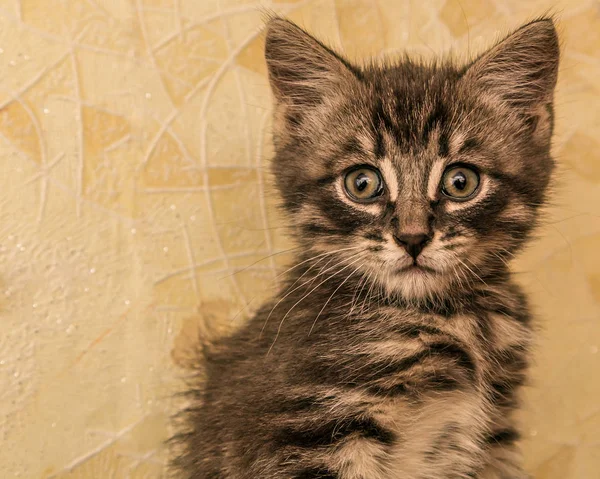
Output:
[{"xmin": 265, "ymin": 17, "xmax": 559, "ymax": 302}]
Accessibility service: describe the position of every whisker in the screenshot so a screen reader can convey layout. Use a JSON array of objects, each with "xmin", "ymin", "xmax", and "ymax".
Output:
[
  {"xmin": 260, "ymin": 246, "xmax": 363, "ymax": 336},
  {"xmin": 348, "ymin": 269, "xmax": 373, "ymax": 317},
  {"xmin": 490, "ymin": 251, "xmax": 511, "ymax": 268},
  {"xmin": 274, "ymin": 245, "xmax": 364, "ymax": 280},
  {"xmin": 360, "ymin": 265, "xmax": 381, "ymax": 316},
  {"xmin": 267, "ymin": 253, "xmax": 367, "ymax": 355},
  {"xmin": 218, "ymin": 246, "xmax": 301, "ymax": 280},
  {"xmin": 456, "ymin": 257, "xmax": 488, "ymax": 287},
  {"xmin": 450, "ymin": 255, "xmax": 470, "ymax": 292},
  {"xmin": 308, "ymin": 260, "xmax": 365, "ymax": 336},
  {"xmin": 260, "ymin": 255, "xmax": 335, "ymax": 336}
]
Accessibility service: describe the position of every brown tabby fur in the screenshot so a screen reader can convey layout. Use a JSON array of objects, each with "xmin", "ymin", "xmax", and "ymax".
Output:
[{"xmin": 171, "ymin": 16, "xmax": 560, "ymax": 479}]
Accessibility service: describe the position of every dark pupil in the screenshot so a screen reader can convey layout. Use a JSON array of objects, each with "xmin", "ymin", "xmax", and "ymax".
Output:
[
  {"xmin": 355, "ymin": 174, "xmax": 370, "ymax": 192},
  {"xmin": 452, "ymin": 172, "xmax": 467, "ymax": 191}
]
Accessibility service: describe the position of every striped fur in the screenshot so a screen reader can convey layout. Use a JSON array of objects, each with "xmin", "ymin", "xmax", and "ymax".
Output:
[{"xmin": 172, "ymin": 17, "xmax": 559, "ymax": 479}]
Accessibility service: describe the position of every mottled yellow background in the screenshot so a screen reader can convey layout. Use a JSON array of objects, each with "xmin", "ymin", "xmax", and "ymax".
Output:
[{"xmin": 0, "ymin": 0, "xmax": 598, "ymax": 477}]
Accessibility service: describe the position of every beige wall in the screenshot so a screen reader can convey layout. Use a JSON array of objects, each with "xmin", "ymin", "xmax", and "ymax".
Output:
[{"xmin": 0, "ymin": 0, "xmax": 599, "ymax": 477}]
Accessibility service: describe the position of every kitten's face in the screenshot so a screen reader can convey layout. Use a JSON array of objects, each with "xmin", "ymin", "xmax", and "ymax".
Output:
[{"xmin": 266, "ymin": 18, "xmax": 559, "ymax": 301}]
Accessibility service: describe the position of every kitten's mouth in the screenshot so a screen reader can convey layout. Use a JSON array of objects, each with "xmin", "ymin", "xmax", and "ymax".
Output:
[{"xmin": 396, "ymin": 264, "xmax": 437, "ymax": 274}]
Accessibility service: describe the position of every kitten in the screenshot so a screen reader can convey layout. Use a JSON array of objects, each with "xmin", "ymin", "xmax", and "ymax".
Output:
[{"xmin": 172, "ymin": 16, "xmax": 559, "ymax": 479}]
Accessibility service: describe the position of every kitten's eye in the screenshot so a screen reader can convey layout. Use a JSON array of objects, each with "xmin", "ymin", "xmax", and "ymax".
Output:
[
  {"xmin": 344, "ymin": 167, "xmax": 383, "ymax": 202},
  {"xmin": 441, "ymin": 166, "xmax": 480, "ymax": 200}
]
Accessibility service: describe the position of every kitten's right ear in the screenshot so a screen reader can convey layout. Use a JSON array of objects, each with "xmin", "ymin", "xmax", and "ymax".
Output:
[{"xmin": 264, "ymin": 18, "xmax": 358, "ymax": 107}]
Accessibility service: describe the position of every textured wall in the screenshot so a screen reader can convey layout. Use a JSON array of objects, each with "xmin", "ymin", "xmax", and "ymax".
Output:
[{"xmin": 0, "ymin": 0, "xmax": 599, "ymax": 477}]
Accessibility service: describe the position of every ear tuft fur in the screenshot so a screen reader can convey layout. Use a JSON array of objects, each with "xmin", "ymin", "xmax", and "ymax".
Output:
[
  {"xmin": 463, "ymin": 18, "xmax": 560, "ymax": 110},
  {"xmin": 264, "ymin": 18, "xmax": 357, "ymax": 106}
]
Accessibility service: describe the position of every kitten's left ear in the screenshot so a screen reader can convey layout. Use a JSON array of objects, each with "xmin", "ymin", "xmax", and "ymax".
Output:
[{"xmin": 463, "ymin": 18, "xmax": 559, "ymax": 125}]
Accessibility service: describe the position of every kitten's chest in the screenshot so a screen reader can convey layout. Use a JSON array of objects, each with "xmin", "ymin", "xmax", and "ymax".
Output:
[
  {"xmin": 379, "ymin": 391, "xmax": 489, "ymax": 479},
  {"xmin": 377, "ymin": 306, "xmax": 532, "ymax": 380},
  {"xmin": 359, "ymin": 308, "xmax": 531, "ymax": 478}
]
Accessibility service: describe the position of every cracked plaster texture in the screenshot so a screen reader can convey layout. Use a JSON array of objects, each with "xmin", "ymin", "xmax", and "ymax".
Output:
[{"xmin": 0, "ymin": 0, "xmax": 599, "ymax": 477}]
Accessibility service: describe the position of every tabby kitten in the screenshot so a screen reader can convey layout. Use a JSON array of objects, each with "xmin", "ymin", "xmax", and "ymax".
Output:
[{"xmin": 173, "ymin": 16, "xmax": 559, "ymax": 479}]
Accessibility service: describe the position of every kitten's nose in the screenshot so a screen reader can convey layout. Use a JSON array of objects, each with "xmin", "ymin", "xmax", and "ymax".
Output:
[{"xmin": 393, "ymin": 233, "xmax": 431, "ymax": 260}]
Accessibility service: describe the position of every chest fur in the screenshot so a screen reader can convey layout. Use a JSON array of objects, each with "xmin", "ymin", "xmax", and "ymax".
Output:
[{"xmin": 327, "ymin": 308, "xmax": 531, "ymax": 479}]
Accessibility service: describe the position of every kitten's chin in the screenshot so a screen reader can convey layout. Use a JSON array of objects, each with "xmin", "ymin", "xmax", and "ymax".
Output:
[{"xmin": 386, "ymin": 267, "xmax": 450, "ymax": 301}]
